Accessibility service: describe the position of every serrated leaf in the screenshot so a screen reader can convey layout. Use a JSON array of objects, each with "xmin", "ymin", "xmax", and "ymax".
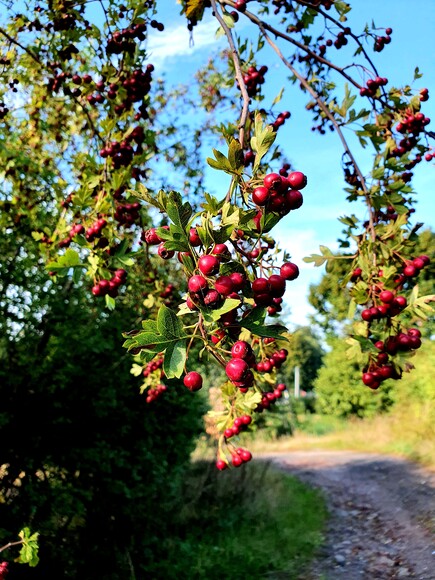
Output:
[
  {"xmin": 241, "ymin": 307, "xmax": 288, "ymax": 339},
  {"xmin": 227, "ymin": 139, "xmax": 244, "ymax": 174},
  {"xmin": 105, "ymin": 294, "xmax": 116, "ymax": 310},
  {"xmin": 207, "ymin": 298, "xmax": 240, "ymax": 322},
  {"xmin": 157, "ymin": 304, "xmax": 185, "ymax": 338},
  {"xmin": 164, "ymin": 339, "xmax": 187, "ymax": 378}
]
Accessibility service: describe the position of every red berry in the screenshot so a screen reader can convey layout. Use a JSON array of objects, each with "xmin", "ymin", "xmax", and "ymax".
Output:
[
  {"xmin": 287, "ymin": 171, "xmax": 307, "ymax": 190},
  {"xmin": 263, "ymin": 172, "xmax": 282, "ymax": 190},
  {"xmin": 361, "ymin": 308, "xmax": 372, "ymax": 322},
  {"xmin": 231, "ymin": 341, "xmax": 252, "ymax": 360},
  {"xmin": 225, "ymin": 358, "xmax": 249, "ymax": 382},
  {"xmin": 285, "ymin": 189, "xmax": 303, "ymax": 210},
  {"xmin": 403, "ymin": 264, "xmax": 417, "ymax": 277},
  {"xmin": 229, "ymin": 272, "xmax": 245, "ymax": 292},
  {"xmin": 268, "ymin": 275, "xmax": 286, "ymax": 297},
  {"xmin": 280, "ymin": 262, "xmax": 299, "ymax": 280},
  {"xmin": 394, "ymin": 296, "xmax": 407, "ymax": 309},
  {"xmin": 158, "ymin": 243, "xmax": 175, "ymax": 259},
  {"xmin": 189, "ymin": 228, "xmax": 201, "ymax": 247},
  {"xmin": 214, "ymin": 276, "xmax": 234, "ymax": 296},
  {"xmin": 198, "ymin": 254, "xmax": 220, "ymax": 275},
  {"xmin": 252, "ymin": 186, "xmax": 270, "ymax": 205},
  {"xmin": 212, "ymin": 243, "xmax": 229, "ymax": 256},
  {"xmin": 379, "ymin": 290, "xmax": 395, "ymax": 304},
  {"xmin": 188, "ymin": 275, "xmax": 208, "ymax": 293},
  {"xmin": 216, "ymin": 459, "xmax": 228, "ymax": 471},
  {"xmin": 252, "ymin": 277, "xmax": 270, "ymax": 293},
  {"xmin": 183, "ymin": 371, "xmax": 203, "ymax": 391},
  {"xmin": 144, "ymin": 228, "xmax": 162, "ymax": 245},
  {"xmin": 232, "ymin": 454, "xmax": 243, "ymax": 467}
]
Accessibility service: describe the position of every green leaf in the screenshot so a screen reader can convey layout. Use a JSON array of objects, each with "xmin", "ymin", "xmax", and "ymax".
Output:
[
  {"xmin": 241, "ymin": 307, "xmax": 288, "ymax": 339},
  {"xmin": 251, "ymin": 112, "xmax": 277, "ymax": 172},
  {"xmin": 227, "ymin": 139, "xmax": 245, "ymax": 174},
  {"xmin": 164, "ymin": 339, "xmax": 187, "ymax": 378},
  {"xmin": 157, "ymin": 304, "xmax": 185, "ymax": 338},
  {"xmin": 203, "ymin": 298, "xmax": 240, "ymax": 323},
  {"xmin": 105, "ymin": 295, "xmax": 116, "ymax": 311}
]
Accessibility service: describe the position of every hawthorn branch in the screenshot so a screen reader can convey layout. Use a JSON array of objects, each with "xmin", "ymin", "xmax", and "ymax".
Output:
[
  {"xmin": 0, "ymin": 27, "xmax": 104, "ymax": 144},
  {"xmin": 219, "ymin": 0, "xmax": 362, "ymax": 90},
  {"xmin": 210, "ymin": 0, "xmax": 250, "ymax": 148},
  {"xmin": 260, "ymin": 26, "xmax": 377, "ymax": 244},
  {"xmin": 0, "ymin": 539, "xmax": 23, "ymax": 553}
]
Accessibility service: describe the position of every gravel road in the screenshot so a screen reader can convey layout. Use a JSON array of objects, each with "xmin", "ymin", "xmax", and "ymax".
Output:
[{"xmin": 259, "ymin": 450, "xmax": 435, "ymax": 580}]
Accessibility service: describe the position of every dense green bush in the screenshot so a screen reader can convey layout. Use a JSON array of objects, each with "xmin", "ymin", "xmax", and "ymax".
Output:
[
  {"xmin": 313, "ymin": 338, "xmax": 394, "ymax": 418},
  {"xmin": 0, "ymin": 251, "xmax": 204, "ymax": 578}
]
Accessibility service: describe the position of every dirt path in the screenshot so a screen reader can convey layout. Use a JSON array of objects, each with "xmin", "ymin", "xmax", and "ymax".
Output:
[{"xmin": 259, "ymin": 451, "xmax": 435, "ymax": 580}]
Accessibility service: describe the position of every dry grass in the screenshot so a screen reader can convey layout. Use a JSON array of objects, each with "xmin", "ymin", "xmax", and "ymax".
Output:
[{"xmin": 247, "ymin": 410, "xmax": 435, "ymax": 470}]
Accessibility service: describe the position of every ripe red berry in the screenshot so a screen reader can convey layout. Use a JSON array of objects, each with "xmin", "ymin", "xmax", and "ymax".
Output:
[
  {"xmin": 183, "ymin": 371, "xmax": 203, "ymax": 391},
  {"xmin": 403, "ymin": 264, "xmax": 417, "ymax": 277},
  {"xmin": 268, "ymin": 274, "xmax": 286, "ymax": 297},
  {"xmin": 263, "ymin": 172, "xmax": 282, "ymax": 190},
  {"xmin": 361, "ymin": 308, "xmax": 372, "ymax": 322},
  {"xmin": 232, "ymin": 453, "xmax": 243, "ymax": 467},
  {"xmin": 231, "ymin": 341, "xmax": 252, "ymax": 360},
  {"xmin": 379, "ymin": 290, "xmax": 395, "ymax": 304},
  {"xmin": 198, "ymin": 254, "xmax": 220, "ymax": 275},
  {"xmin": 225, "ymin": 358, "xmax": 249, "ymax": 382},
  {"xmin": 252, "ymin": 186, "xmax": 270, "ymax": 205},
  {"xmin": 252, "ymin": 277, "xmax": 270, "ymax": 293},
  {"xmin": 158, "ymin": 243, "xmax": 175, "ymax": 259},
  {"xmin": 287, "ymin": 171, "xmax": 307, "ymax": 190},
  {"xmin": 285, "ymin": 189, "xmax": 303, "ymax": 210},
  {"xmin": 229, "ymin": 272, "xmax": 245, "ymax": 292},
  {"xmin": 280, "ymin": 262, "xmax": 299, "ymax": 280},
  {"xmin": 215, "ymin": 275, "xmax": 234, "ymax": 296},
  {"xmin": 144, "ymin": 228, "xmax": 162, "ymax": 245},
  {"xmin": 216, "ymin": 459, "xmax": 228, "ymax": 471},
  {"xmin": 203, "ymin": 289, "xmax": 222, "ymax": 308},
  {"xmin": 189, "ymin": 228, "xmax": 201, "ymax": 247},
  {"xmin": 394, "ymin": 295, "xmax": 407, "ymax": 309},
  {"xmin": 188, "ymin": 275, "xmax": 208, "ymax": 293}
]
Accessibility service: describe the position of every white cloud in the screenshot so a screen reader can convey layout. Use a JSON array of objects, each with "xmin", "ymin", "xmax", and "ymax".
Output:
[{"xmin": 147, "ymin": 18, "xmax": 224, "ymax": 67}]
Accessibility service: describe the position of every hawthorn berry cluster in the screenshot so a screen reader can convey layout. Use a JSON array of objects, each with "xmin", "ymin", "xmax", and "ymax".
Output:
[
  {"xmin": 114, "ymin": 202, "xmax": 141, "ymax": 227},
  {"xmin": 359, "ymin": 76, "xmax": 388, "ymax": 98},
  {"xmin": 85, "ymin": 218, "xmax": 107, "ymax": 242},
  {"xmin": 143, "ymin": 356, "xmax": 164, "ymax": 377},
  {"xmin": 241, "ymin": 64, "xmax": 268, "ymax": 98},
  {"xmin": 58, "ymin": 223, "xmax": 84, "ymax": 248},
  {"xmin": 106, "ymin": 22, "xmax": 147, "ymax": 55},
  {"xmin": 363, "ymin": 328, "xmax": 422, "ymax": 390},
  {"xmin": 216, "ymin": 447, "xmax": 252, "ymax": 470},
  {"xmin": 92, "ymin": 268, "xmax": 127, "ymax": 298},
  {"xmin": 251, "ymin": 170, "xmax": 306, "ymax": 215},
  {"xmin": 373, "ymin": 27, "xmax": 393, "ymax": 52},
  {"xmin": 223, "ymin": 414, "xmax": 252, "ymax": 439},
  {"xmin": 146, "ymin": 384, "xmax": 167, "ymax": 403},
  {"xmin": 255, "ymin": 382, "xmax": 287, "ymax": 411}
]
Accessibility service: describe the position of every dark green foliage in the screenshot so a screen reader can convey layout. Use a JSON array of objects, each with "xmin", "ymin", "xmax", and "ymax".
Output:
[{"xmin": 0, "ymin": 238, "xmax": 203, "ymax": 578}]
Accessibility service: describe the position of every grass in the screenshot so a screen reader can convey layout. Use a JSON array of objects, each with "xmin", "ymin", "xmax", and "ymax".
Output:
[{"xmin": 150, "ymin": 459, "xmax": 327, "ymax": 579}]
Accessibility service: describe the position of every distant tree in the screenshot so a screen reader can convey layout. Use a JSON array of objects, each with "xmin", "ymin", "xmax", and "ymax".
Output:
[{"xmin": 313, "ymin": 338, "xmax": 394, "ymax": 418}]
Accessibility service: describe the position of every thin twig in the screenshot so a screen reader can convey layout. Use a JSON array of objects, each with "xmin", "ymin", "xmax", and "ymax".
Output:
[
  {"xmin": 0, "ymin": 539, "xmax": 23, "ymax": 553},
  {"xmin": 260, "ymin": 26, "xmax": 377, "ymax": 245},
  {"xmin": 210, "ymin": 0, "xmax": 250, "ymax": 148},
  {"xmin": 219, "ymin": 0, "xmax": 362, "ymax": 90}
]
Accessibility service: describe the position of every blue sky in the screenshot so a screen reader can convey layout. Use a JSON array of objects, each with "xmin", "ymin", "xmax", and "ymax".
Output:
[{"xmin": 146, "ymin": 1, "xmax": 435, "ymax": 327}]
